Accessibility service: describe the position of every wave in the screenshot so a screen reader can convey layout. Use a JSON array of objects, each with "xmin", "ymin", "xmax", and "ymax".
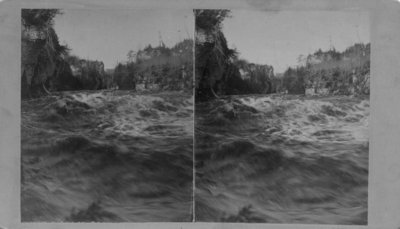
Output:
[
  {"xmin": 195, "ymin": 94, "xmax": 369, "ymax": 224},
  {"xmin": 197, "ymin": 95, "xmax": 368, "ymax": 144},
  {"xmin": 21, "ymin": 91, "xmax": 193, "ymax": 222}
]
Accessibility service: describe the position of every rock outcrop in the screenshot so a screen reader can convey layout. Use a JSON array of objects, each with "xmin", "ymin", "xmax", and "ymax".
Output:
[{"xmin": 21, "ymin": 9, "xmax": 68, "ymax": 98}]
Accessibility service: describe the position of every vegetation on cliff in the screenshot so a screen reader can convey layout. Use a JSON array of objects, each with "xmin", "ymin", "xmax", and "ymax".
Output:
[
  {"xmin": 194, "ymin": 10, "xmax": 370, "ymax": 100},
  {"xmin": 21, "ymin": 9, "xmax": 110, "ymax": 99},
  {"xmin": 113, "ymin": 39, "xmax": 193, "ymax": 91}
]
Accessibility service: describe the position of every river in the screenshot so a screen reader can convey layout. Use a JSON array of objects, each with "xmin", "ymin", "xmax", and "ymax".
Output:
[
  {"xmin": 21, "ymin": 90, "xmax": 194, "ymax": 222},
  {"xmin": 195, "ymin": 94, "xmax": 369, "ymax": 224}
]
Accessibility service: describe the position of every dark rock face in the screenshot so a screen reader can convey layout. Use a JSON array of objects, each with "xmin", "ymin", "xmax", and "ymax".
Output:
[
  {"xmin": 69, "ymin": 59, "xmax": 109, "ymax": 90},
  {"xmin": 21, "ymin": 27, "xmax": 58, "ymax": 98},
  {"xmin": 236, "ymin": 62, "xmax": 275, "ymax": 94}
]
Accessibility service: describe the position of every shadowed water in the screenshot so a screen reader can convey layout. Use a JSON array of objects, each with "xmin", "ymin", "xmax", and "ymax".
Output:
[
  {"xmin": 21, "ymin": 90, "xmax": 193, "ymax": 222},
  {"xmin": 195, "ymin": 94, "xmax": 368, "ymax": 224}
]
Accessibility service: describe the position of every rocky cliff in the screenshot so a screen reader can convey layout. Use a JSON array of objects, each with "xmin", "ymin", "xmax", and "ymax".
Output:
[
  {"xmin": 21, "ymin": 9, "xmax": 68, "ymax": 98},
  {"xmin": 21, "ymin": 9, "xmax": 110, "ymax": 98}
]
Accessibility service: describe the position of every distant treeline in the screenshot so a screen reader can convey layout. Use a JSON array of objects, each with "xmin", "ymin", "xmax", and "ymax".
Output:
[
  {"xmin": 21, "ymin": 9, "xmax": 193, "ymax": 99},
  {"xmin": 113, "ymin": 39, "xmax": 193, "ymax": 91},
  {"xmin": 277, "ymin": 43, "xmax": 370, "ymax": 95}
]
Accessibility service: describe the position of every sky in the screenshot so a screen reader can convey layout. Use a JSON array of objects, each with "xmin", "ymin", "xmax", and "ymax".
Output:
[
  {"xmin": 222, "ymin": 10, "xmax": 370, "ymax": 73},
  {"xmin": 54, "ymin": 9, "xmax": 194, "ymax": 69},
  {"xmin": 53, "ymin": 10, "xmax": 369, "ymax": 72}
]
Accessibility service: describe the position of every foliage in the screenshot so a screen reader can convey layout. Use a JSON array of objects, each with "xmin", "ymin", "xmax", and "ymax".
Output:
[
  {"xmin": 195, "ymin": 9, "xmax": 231, "ymax": 32},
  {"xmin": 278, "ymin": 43, "xmax": 370, "ymax": 95},
  {"xmin": 22, "ymin": 9, "xmax": 61, "ymax": 28}
]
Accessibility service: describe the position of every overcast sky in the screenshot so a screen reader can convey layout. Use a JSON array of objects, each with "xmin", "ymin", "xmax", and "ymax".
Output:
[
  {"xmin": 222, "ymin": 10, "xmax": 370, "ymax": 73},
  {"xmin": 54, "ymin": 9, "xmax": 194, "ymax": 69},
  {"xmin": 54, "ymin": 9, "xmax": 369, "ymax": 73}
]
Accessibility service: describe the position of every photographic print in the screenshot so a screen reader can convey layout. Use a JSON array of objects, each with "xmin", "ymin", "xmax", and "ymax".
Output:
[
  {"xmin": 21, "ymin": 9, "xmax": 194, "ymax": 222},
  {"xmin": 195, "ymin": 10, "xmax": 369, "ymax": 224}
]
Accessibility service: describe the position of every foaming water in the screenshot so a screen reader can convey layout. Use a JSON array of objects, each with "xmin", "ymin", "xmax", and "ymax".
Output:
[
  {"xmin": 195, "ymin": 94, "xmax": 369, "ymax": 224},
  {"xmin": 237, "ymin": 95, "xmax": 369, "ymax": 144},
  {"xmin": 21, "ymin": 90, "xmax": 193, "ymax": 222}
]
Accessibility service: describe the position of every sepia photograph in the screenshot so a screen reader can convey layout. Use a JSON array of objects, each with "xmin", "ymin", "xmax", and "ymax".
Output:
[
  {"xmin": 194, "ymin": 9, "xmax": 370, "ymax": 224},
  {"xmin": 2, "ymin": 0, "xmax": 400, "ymax": 228},
  {"xmin": 21, "ymin": 9, "xmax": 194, "ymax": 222}
]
